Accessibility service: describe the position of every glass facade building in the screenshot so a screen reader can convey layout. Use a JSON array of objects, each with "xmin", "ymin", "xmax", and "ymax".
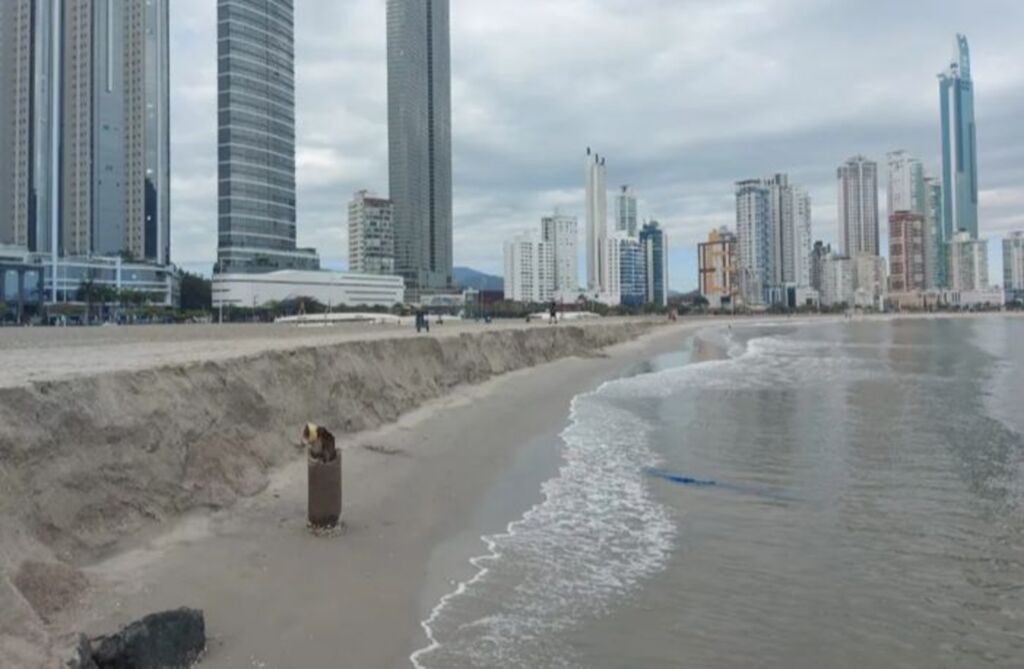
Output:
[
  {"xmin": 640, "ymin": 221, "xmax": 669, "ymax": 307},
  {"xmin": 216, "ymin": 0, "xmax": 318, "ymax": 274},
  {"xmin": 939, "ymin": 34, "xmax": 979, "ymax": 241},
  {"xmin": 387, "ymin": 0, "xmax": 453, "ymax": 292},
  {"xmin": 1, "ymin": 0, "xmax": 166, "ymax": 264},
  {"xmin": 618, "ymin": 236, "xmax": 646, "ymax": 306}
]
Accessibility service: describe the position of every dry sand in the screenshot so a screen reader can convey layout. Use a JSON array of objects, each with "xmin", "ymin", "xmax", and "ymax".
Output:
[
  {"xmin": 0, "ymin": 318, "xmax": 637, "ymax": 390},
  {"xmin": 0, "ymin": 317, "xmax": 669, "ymax": 666}
]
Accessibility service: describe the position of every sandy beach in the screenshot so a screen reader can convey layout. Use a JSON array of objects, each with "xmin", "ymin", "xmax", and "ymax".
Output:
[
  {"xmin": 51, "ymin": 320, "xmax": 704, "ymax": 668},
  {"xmin": 4, "ymin": 312, "xmax": 1009, "ymax": 666}
]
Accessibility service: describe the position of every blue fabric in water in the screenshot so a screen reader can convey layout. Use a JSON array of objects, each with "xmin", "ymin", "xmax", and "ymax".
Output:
[{"xmin": 646, "ymin": 468, "xmax": 717, "ymax": 487}]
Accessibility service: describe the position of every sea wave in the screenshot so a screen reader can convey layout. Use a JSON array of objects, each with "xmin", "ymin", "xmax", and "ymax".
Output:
[{"xmin": 411, "ymin": 378, "xmax": 678, "ymax": 668}]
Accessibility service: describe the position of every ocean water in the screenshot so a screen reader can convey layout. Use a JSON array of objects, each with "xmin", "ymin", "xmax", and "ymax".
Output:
[{"xmin": 413, "ymin": 317, "xmax": 1024, "ymax": 668}]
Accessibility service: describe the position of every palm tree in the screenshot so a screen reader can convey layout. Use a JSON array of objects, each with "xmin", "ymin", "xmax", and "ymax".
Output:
[{"xmin": 77, "ymin": 278, "xmax": 98, "ymax": 324}]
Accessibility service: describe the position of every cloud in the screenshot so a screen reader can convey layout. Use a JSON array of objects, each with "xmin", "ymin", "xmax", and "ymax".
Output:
[{"xmin": 170, "ymin": 0, "xmax": 1024, "ymax": 288}]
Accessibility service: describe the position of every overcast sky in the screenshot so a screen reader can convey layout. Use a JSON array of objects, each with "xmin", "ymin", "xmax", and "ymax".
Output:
[{"xmin": 170, "ymin": 0, "xmax": 1024, "ymax": 288}]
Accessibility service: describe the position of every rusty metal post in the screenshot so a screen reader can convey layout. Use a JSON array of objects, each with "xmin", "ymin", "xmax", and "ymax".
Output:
[{"xmin": 308, "ymin": 455, "xmax": 341, "ymax": 529}]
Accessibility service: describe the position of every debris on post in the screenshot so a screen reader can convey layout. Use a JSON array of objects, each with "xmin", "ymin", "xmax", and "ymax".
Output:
[{"xmin": 303, "ymin": 423, "xmax": 341, "ymax": 530}]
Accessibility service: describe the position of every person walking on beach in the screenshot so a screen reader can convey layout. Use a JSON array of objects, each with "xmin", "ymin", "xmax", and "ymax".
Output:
[{"xmin": 549, "ymin": 301, "xmax": 558, "ymax": 325}]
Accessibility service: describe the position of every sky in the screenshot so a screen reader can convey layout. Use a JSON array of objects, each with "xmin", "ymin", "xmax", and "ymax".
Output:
[{"xmin": 170, "ymin": 0, "xmax": 1024, "ymax": 289}]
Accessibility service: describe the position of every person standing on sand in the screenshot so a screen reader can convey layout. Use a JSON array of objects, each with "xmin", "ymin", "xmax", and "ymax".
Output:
[{"xmin": 549, "ymin": 301, "xmax": 558, "ymax": 325}]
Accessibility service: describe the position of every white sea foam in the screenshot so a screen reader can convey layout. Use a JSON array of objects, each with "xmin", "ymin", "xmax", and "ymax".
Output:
[
  {"xmin": 411, "ymin": 378, "xmax": 678, "ymax": 668},
  {"xmin": 410, "ymin": 330, "xmax": 885, "ymax": 667}
]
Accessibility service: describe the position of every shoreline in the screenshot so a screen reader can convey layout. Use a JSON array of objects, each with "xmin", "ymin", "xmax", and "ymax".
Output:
[
  {"xmin": 65, "ymin": 322, "xmax": 708, "ymax": 668},
  {"xmin": 3, "ymin": 311, "xmax": 1016, "ymax": 666}
]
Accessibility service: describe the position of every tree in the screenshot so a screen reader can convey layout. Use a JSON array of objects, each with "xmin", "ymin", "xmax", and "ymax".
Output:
[
  {"xmin": 77, "ymin": 277, "xmax": 98, "ymax": 324},
  {"xmin": 180, "ymin": 272, "xmax": 212, "ymax": 311}
]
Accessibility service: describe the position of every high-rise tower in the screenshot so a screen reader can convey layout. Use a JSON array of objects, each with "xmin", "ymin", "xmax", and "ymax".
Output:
[
  {"xmin": 1, "ymin": 0, "xmax": 166, "ymax": 262},
  {"xmin": 615, "ymin": 185, "xmax": 638, "ymax": 236},
  {"xmin": 585, "ymin": 148, "xmax": 608, "ymax": 292},
  {"xmin": 939, "ymin": 34, "xmax": 979, "ymax": 240},
  {"xmin": 387, "ymin": 0, "xmax": 453, "ymax": 294},
  {"xmin": 216, "ymin": 0, "xmax": 318, "ymax": 274},
  {"xmin": 837, "ymin": 155, "xmax": 880, "ymax": 257}
]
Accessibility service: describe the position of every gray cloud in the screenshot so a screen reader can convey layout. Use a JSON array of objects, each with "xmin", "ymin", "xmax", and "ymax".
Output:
[{"xmin": 170, "ymin": 0, "xmax": 1024, "ymax": 288}]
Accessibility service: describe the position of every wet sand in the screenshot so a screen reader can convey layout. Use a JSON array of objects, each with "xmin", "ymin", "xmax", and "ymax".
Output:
[{"xmin": 69, "ymin": 323, "xmax": 704, "ymax": 669}]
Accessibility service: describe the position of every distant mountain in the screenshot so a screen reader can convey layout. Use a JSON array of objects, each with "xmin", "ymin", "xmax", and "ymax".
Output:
[{"xmin": 453, "ymin": 266, "xmax": 503, "ymax": 291}]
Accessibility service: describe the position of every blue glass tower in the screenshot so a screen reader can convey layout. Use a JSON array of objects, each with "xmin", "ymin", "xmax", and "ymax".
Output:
[
  {"xmin": 640, "ymin": 221, "xmax": 669, "ymax": 307},
  {"xmin": 939, "ymin": 34, "xmax": 978, "ymax": 241}
]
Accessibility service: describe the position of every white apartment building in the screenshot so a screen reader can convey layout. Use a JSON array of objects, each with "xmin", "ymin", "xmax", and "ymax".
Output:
[
  {"xmin": 1004, "ymin": 231, "xmax": 1024, "ymax": 293},
  {"xmin": 887, "ymin": 150, "xmax": 925, "ymax": 216},
  {"xmin": 541, "ymin": 211, "xmax": 579, "ymax": 295},
  {"xmin": 735, "ymin": 179, "xmax": 771, "ymax": 304},
  {"xmin": 821, "ymin": 254, "xmax": 855, "ymax": 308},
  {"xmin": 348, "ymin": 190, "xmax": 395, "ymax": 275},
  {"xmin": 585, "ymin": 148, "xmax": 608, "ymax": 292},
  {"xmin": 794, "ymin": 187, "xmax": 813, "ymax": 288},
  {"xmin": 854, "ymin": 253, "xmax": 887, "ymax": 309},
  {"xmin": 602, "ymin": 234, "xmax": 623, "ymax": 306},
  {"xmin": 503, "ymin": 233, "xmax": 555, "ymax": 303},
  {"xmin": 949, "ymin": 231, "xmax": 988, "ymax": 291}
]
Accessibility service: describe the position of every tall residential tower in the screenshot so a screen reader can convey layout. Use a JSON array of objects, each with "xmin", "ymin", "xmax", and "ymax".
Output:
[
  {"xmin": 585, "ymin": 148, "xmax": 608, "ymax": 292},
  {"xmin": 0, "ymin": 0, "xmax": 169, "ymax": 263},
  {"xmin": 216, "ymin": 0, "xmax": 318, "ymax": 274},
  {"xmin": 939, "ymin": 34, "xmax": 979, "ymax": 240},
  {"xmin": 837, "ymin": 155, "xmax": 880, "ymax": 257},
  {"xmin": 387, "ymin": 0, "xmax": 453, "ymax": 293}
]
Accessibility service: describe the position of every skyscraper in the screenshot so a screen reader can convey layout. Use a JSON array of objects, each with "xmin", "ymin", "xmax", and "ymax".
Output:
[
  {"xmin": 939, "ymin": 34, "xmax": 979, "ymax": 240},
  {"xmin": 763, "ymin": 173, "xmax": 792, "ymax": 288},
  {"xmin": 0, "ymin": 0, "xmax": 56, "ymax": 253},
  {"xmin": 387, "ymin": 0, "xmax": 453, "ymax": 293},
  {"xmin": 0, "ymin": 0, "xmax": 168, "ymax": 263},
  {"xmin": 616, "ymin": 233, "xmax": 645, "ymax": 306},
  {"xmin": 585, "ymin": 148, "xmax": 608, "ymax": 292},
  {"xmin": 793, "ymin": 188, "xmax": 813, "ymax": 288},
  {"xmin": 615, "ymin": 185, "xmax": 638, "ymax": 236},
  {"xmin": 837, "ymin": 155, "xmax": 880, "ymax": 257},
  {"xmin": 217, "ymin": 0, "xmax": 318, "ymax": 274},
  {"xmin": 735, "ymin": 179, "xmax": 771, "ymax": 304},
  {"xmin": 640, "ymin": 221, "xmax": 668, "ymax": 307},
  {"xmin": 541, "ymin": 211, "xmax": 579, "ymax": 296}
]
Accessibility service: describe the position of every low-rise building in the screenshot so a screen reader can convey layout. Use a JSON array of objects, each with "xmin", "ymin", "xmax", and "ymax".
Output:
[
  {"xmin": 212, "ymin": 270, "xmax": 405, "ymax": 310},
  {"xmin": 1, "ymin": 246, "xmax": 180, "ymax": 316}
]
